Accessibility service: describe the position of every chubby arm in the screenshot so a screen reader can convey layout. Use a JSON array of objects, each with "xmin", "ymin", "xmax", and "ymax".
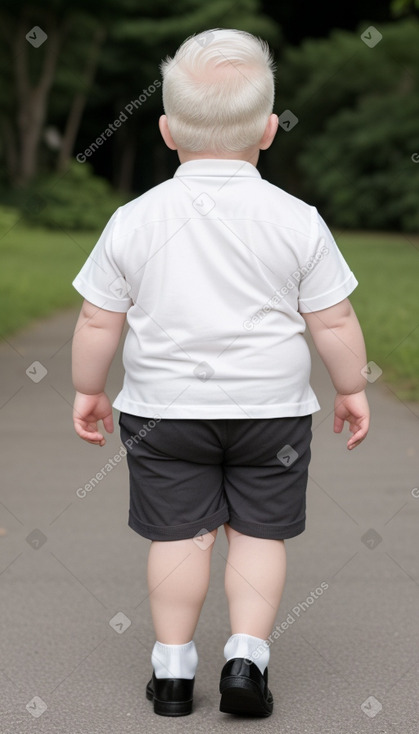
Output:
[
  {"xmin": 302, "ymin": 298, "xmax": 366, "ymax": 395},
  {"xmin": 72, "ymin": 299, "xmax": 126, "ymax": 446},
  {"xmin": 302, "ymin": 298, "xmax": 370, "ymax": 449}
]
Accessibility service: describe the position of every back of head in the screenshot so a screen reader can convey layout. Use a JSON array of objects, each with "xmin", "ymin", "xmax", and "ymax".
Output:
[{"xmin": 160, "ymin": 28, "xmax": 275, "ymax": 154}]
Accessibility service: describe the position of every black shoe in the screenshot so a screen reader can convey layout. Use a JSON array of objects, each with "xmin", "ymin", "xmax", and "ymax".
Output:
[
  {"xmin": 219, "ymin": 657, "xmax": 273, "ymax": 717},
  {"xmin": 145, "ymin": 671, "xmax": 194, "ymax": 716}
]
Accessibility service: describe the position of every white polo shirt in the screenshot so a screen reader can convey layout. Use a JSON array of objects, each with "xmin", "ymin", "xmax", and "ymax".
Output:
[{"xmin": 72, "ymin": 159, "xmax": 357, "ymax": 419}]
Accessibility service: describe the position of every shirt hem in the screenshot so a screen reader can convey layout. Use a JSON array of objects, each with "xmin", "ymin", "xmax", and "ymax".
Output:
[
  {"xmin": 72, "ymin": 278, "xmax": 131, "ymax": 313},
  {"xmin": 113, "ymin": 397, "xmax": 321, "ymax": 419},
  {"xmin": 298, "ymin": 272, "xmax": 358, "ymax": 313}
]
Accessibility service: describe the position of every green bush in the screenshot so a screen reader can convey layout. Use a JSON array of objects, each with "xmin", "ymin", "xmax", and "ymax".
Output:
[
  {"xmin": 272, "ymin": 18, "xmax": 419, "ymax": 231},
  {"xmin": 19, "ymin": 161, "xmax": 126, "ymax": 230},
  {"xmin": 299, "ymin": 94, "xmax": 419, "ymax": 231}
]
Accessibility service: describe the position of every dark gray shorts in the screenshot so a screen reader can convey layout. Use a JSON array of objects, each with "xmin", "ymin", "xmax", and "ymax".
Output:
[{"xmin": 119, "ymin": 412, "xmax": 312, "ymax": 542}]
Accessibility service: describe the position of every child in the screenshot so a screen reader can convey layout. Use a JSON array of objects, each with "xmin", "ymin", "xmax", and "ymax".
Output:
[{"xmin": 71, "ymin": 28, "xmax": 370, "ymax": 718}]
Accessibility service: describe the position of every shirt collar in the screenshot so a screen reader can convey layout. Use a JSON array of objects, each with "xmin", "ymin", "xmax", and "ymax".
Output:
[{"xmin": 174, "ymin": 159, "xmax": 261, "ymax": 179}]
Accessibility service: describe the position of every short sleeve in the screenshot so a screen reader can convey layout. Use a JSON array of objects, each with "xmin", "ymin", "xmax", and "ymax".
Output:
[
  {"xmin": 298, "ymin": 208, "xmax": 358, "ymax": 313},
  {"xmin": 72, "ymin": 209, "xmax": 132, "ymax": 312}
]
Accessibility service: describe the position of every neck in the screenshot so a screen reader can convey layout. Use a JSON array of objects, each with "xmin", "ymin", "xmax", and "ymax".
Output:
[{"xmin": 177, "ymin": 148, "xmax": 260, "ymax": 167}]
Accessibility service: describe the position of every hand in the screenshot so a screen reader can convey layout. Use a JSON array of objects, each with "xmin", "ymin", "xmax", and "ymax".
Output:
[
  {"xmin": 334, "ymin": 390, "xmax": 370, "ymax": 450},
  {"xmin": 73, "ymin": 391, "xmax": 114, "ymax": 447}
]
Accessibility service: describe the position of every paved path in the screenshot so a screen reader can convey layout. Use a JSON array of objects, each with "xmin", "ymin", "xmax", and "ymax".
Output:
[{"xmin": 1, "ymin": 307, "xmax": 418, "ymax": 733}]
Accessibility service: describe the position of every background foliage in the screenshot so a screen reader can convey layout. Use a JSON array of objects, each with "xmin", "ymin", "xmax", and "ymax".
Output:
[
  {"xmin": 1, "ymin": 0, "xmax": 418, "ymax": 399},
  {"xmin": 0, "ymin": 0, "xmax": 418, "ymax": 231},
  {"xmin": 272, "ymin": 18, "xmax": 419, "ymax": 231}
]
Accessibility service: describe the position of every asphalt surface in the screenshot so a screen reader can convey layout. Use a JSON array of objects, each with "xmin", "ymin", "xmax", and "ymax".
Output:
[{"xmin": 1, "ymin": 307, "xmax": 418, "ymax": 733}]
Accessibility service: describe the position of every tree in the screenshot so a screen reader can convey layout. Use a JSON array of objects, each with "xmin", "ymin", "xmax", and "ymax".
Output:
[
  {"xmin": 299, "ymin": 93, "xmax": 419, "ymax": 231},
  {"xmin": 0, "ymin": 1, "xmax": 116, "ymax": 186},
  {"xmin": 81, "ymin": 0, "xmax": 281, "ymax": 192},
  {"xmin": 268, "ymin": 18, "xmax": 419, "ymax": 231},
  {"xmin": 391, "ymin": 0, "xmax": 419, "ymax": 15},
  {"xmin": 0, "ymin": 0, "xmax": 280, "ymax": 190}
]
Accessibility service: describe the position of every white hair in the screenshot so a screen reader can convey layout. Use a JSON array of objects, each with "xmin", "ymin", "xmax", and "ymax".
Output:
[{"xmin": 160, "ymin": 28, "xmax": 275, "ymax": 153}]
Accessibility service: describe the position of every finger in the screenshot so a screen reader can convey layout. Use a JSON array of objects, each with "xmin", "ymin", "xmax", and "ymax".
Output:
[
  {"xmin": 333, "ymin": 415, "xmax": 345, "ymax": 433},
  {"xmin": 81, "ymin": 434, "xmax": 106, "ymax": 446},
  {"xmin": 74, "ymin": 421, "xmax": 104, "ymax": 444},
  {"xmin": 348, "ymin": 437, "xmax": 362, "ymax": 450},
  {"xmin": 85, "ymin": 436, "xmax": 106, "ymax": 446},
  {"xmin": 102, "ymin": 413, "xmax": 114, "ymax": 434},
  {"xmin": 79, "ymin": 434, "xmax": 105, "ymax": 446},
  {"xmin": 79, "ymin": 431, "xmax": 104, "ymax": 444},
  {"xmin": 347, "ymin": 422, "xmax": 368, "ymax": 449}
]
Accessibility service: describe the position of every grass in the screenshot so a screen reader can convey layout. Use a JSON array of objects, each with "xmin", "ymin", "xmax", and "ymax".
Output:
[
  {"xmin": 336, "ymin": 231, "xmax": 419, "ymax": 402},
  {"xmin": 0, "ymin": 222, "xmax": 96, "ymax": 337},
  {"xmin": 1, "ymin": 223, "xmax": 418, "ymax": 401}
]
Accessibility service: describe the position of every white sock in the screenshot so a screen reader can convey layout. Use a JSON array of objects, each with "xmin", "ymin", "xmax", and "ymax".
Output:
[
  {"xmin": 151, "ymin": 640, "xmax": 198, "ymax": 679},
  {"xmin": 224, "ymin": 633, "xmax": 270, "ymax": 675}
]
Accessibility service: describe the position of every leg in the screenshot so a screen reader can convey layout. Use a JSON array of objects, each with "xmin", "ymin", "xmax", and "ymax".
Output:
[
  {"xmin": 219, "ymin": 524, "xmax": 284, "ymax": 716},
  {"xmin": 223, "ymin": 523, "xmax": 286, "ymax": 639},
  {"xmin": 147, "ymin": 529, "xmax": 218, "ymax": 644}
]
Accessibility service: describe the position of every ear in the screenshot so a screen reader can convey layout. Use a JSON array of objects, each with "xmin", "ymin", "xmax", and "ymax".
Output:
[
  {"xmin": 159, "ymin": 115, "xmax": 177, "ymax": 150},
  {"xmin": 259, "ymin": 114, "xmax": 279, "ymax": 151}
]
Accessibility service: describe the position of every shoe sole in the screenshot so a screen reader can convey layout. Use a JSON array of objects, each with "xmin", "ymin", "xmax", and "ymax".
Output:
[
  {"xmin": 219, "ymin": 675, "xmax": 273, "ymax": 717},
  {"xmin": 146, "ymin": 681, "xmax": 193, "ymax": 716}
]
